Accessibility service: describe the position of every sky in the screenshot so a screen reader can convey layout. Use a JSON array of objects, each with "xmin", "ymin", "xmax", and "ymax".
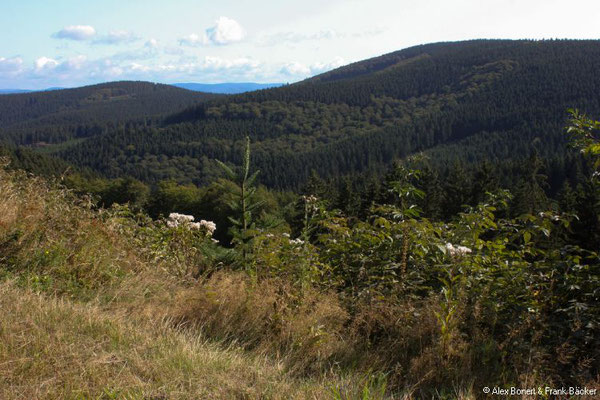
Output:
[{"xmin": 1, "ymin": 0, "xmax": 599, "ymax": 89}]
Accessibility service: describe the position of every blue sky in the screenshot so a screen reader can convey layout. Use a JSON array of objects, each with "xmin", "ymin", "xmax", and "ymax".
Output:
[{"xmin": 1, "ymin": 0, "xmax": 599, "ymax": 89}]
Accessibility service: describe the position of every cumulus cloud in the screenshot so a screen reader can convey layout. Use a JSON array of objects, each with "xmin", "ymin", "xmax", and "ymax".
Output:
[
  {"xmin": 0, "ymin": 56, "xmax": 24, "ymax": 75},
  {"xmin": 33, "ymin": 55, "xmax": 92, "ymax": 77},
  {"xmin": 114, "ymin": 55, "xmax": 262, "ymax": 83},
  {"xmin": 280, "ymin": 57, "xmax": 345, "ymax": 77},
  {"xmin": 179, "ymin": 33, "xmax": 209, "ymax": 47},
  {"xmin": 309, "ymin": 56, "xmax": 345, "ymax": 74},
  {"xmin": 180, "ymin": 16, "xmax": 246, "ymax": 47},
  {"xmin": 280, "ymin": 61, "xmax": 311, "ymax": 76},
  {"xmin": 52, "ymin": 25, "xmax": 96, "ymax": 41},
  {"xmin": 200, "ymin": 55, "xmax": 258, "ymax": 71},
  {"xmin": 93, "ymin": 30, "xmax": 139, "ymax": 45},
  {"xmin": 205, "ymin": 17, "xmax": 245, "ymax": 45},
  {"xmin": 34, "ymin": 56, "xmax": 59, "ymax": 72}
]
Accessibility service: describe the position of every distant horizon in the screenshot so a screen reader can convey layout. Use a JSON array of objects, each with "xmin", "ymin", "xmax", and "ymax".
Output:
[
  {"xmin": 0, "ymin": 80, "xmax": 289, "ymax": 96},
  {"xmin": 2, "ymin": 0, "xmax": 599, "ymax": 89},
  {"xmin": 0, "ymin": 80, "xmax": 287, "ymax": 91},
  {"xmin": 4, "ymin": 36, "xmax": 600, "ymax": 91}
]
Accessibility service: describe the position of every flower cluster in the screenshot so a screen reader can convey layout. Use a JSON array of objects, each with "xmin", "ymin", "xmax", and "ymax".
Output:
[
  {"xmin": 445, "ymin": 243, "xmax": 472, "ymax": 257},
  {"xmin": 303, "ymin": 195, "xmax": 318, "ymax": 203},
  {"xmin": 302, "ymin": 195, "xmax": 319, "ymax": 212},
  {"xmin": 167, "ymin": 213, "xmax": 216, "ymax": 236},
  {"xmin": 196, "ymin": 219, "xmax": 217, "ymax": 235},
  {"xmin": 167, "ymin": 213, "xmax": 194, "ymax": 227}
]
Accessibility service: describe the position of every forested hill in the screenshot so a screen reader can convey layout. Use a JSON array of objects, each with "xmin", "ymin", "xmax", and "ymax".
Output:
[
  {"xmin": 0, "ymin": 81, "xmax": 219, "ymax": 146},
  {"xmin": 2, "ymin": 40, "xmax": 600, "ymax": 190}
]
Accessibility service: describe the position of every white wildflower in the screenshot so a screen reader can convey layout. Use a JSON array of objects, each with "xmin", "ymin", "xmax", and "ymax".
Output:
[
  {"xmin": 166, "ymin": 213, "xmax": 216, "ymax": 236},
  {"xmin": 290, "ymin": 238, "xmax": 305, "ymax": 245},
  {"xmin": 199, "ymin": 219, "xmax": 217, "ymax": 235},
  {"xmin": 169, "ymin": 213, "xmax": 194, "ymax": 223},
  {"xmin": 304, "ymin": 195, "xmax": 318, "ymax": 203},
  {"xmin": 282, "ymin": 233, "xmax": 290, "ymax": 238},
  {"xmin": 445, "ymin": 243, "xmax": 472, "ymax": 257}
]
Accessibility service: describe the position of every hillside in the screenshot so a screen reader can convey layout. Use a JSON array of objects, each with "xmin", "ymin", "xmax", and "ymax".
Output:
[
  {"xmin": 0, "ymin": 81, "xmax": 219, "ymax": 148},
  {"xmin": 43, "ymin": 40, "xmax": 600, "ymax": 188},
  {"xmin": 1, "ymin": 40, "xmax": 600, "ymax": 191}
]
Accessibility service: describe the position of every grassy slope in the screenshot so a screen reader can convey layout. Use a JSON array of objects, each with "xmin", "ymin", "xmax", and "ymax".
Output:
[
  {"xmin": 0, "ymin": 165, "xmax": 350, "ymax": 399},
  {"xmin": 0, "ymin": 283, "xmax": 328, "ymax": 399}
]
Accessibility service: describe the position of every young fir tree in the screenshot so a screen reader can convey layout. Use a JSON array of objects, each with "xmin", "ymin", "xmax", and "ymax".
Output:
[{"xmin": 216, "ymin": 137, "xmax": 263, "ymax": 263}]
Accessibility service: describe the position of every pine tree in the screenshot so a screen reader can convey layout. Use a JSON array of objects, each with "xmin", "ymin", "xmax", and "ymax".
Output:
[
  {"xmin": 442, "ymin": 161, "xmax": 471, "ymax": 219},
  {"xmin": 511, "ymin": 152, "xmax": 549, "ymax": 216}
]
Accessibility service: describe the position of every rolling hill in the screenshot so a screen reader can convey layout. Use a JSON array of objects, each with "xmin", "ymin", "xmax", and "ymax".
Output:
[
  {"xmin": 1, "ymin": 40, "xmax": 600, "ymax": 190},
  {"xmin": 0, "ymin": 81, "xmax": 219, "ymax": 147}
]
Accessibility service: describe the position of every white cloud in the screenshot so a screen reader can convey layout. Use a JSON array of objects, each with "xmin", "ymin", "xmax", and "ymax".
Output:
[
  {"xmin": 52, "ymin": 25, "xmax": 96, "ymax": 41},
  {"xmin": 200, "ymin": 55, "xmax": 259, "ymax": 71},
  {"xmin": 33, "ymin": 55, "xmax": 89, "ymax": 77},
  {"xmin": 0, "ymin": 57, "xmax": 24, "ymax": 75},
  {"xmin": 280, "ymin": 61, "xmax": 311, "ymax": 76},
  {"xmin": 309, "ymin": 56, "xmax": 345, "ymax": 74},
  {"xmin": 205, "ymin": 17, "xmax": 246, "ymax": 45},
  {"xmin": 94, "ymin": 30, "xmax": 139, "ymax": 45},
  {"xmin": 61, "ymin": 55, "xmax": 87, "ymax": 71},
  {"xmin": 259, "ymin": 29, "xmax": 340, "ymax": 46},
  {"xmin": 34, "ymin": 56, "xmax": 59, "ymax": 72},
  {"xmin": 180, "ymin": 17, "xmax": 246, "ymax": 47},
  {"xmin": 130, "ymin": 62, "xmax": 152, "ymax": 72},
  {"xmin": 115, "ymin": 55, "xmax": 262, "ymax": 82},
  {"xmin": 280, "ymin": 57, "xmax": 345, "ymax": 77},
  {"xmin": 179, "ymin": 33, "xmax": 209, "ymax": 47}
]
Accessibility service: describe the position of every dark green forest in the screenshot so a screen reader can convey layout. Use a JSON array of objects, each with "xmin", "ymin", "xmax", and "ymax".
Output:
[{"xmin": 1, "ymin": 40, "xmax": 599, "ymax": 193}]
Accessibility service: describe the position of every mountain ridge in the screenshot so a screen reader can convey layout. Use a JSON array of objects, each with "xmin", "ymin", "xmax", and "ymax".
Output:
[
  {"xmin": 0, "ymin": 82, "xmax": 286, "ymax": 96},
  {"xmin": 2, "ymin": 39, "xmax": 600, "ymax": 191}
]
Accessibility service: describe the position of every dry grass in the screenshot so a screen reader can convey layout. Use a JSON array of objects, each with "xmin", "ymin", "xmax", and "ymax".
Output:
[
  {"xmin": 0, "ymin": 167, "xmax": 138, "ymax": 299},
  {"xmin": 176, "ymin": 271, "xmax": 351, "ymax": 375},
  {"xmin": 0, "ymin": 281, "xmax": 336, "ymax": 399}
]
